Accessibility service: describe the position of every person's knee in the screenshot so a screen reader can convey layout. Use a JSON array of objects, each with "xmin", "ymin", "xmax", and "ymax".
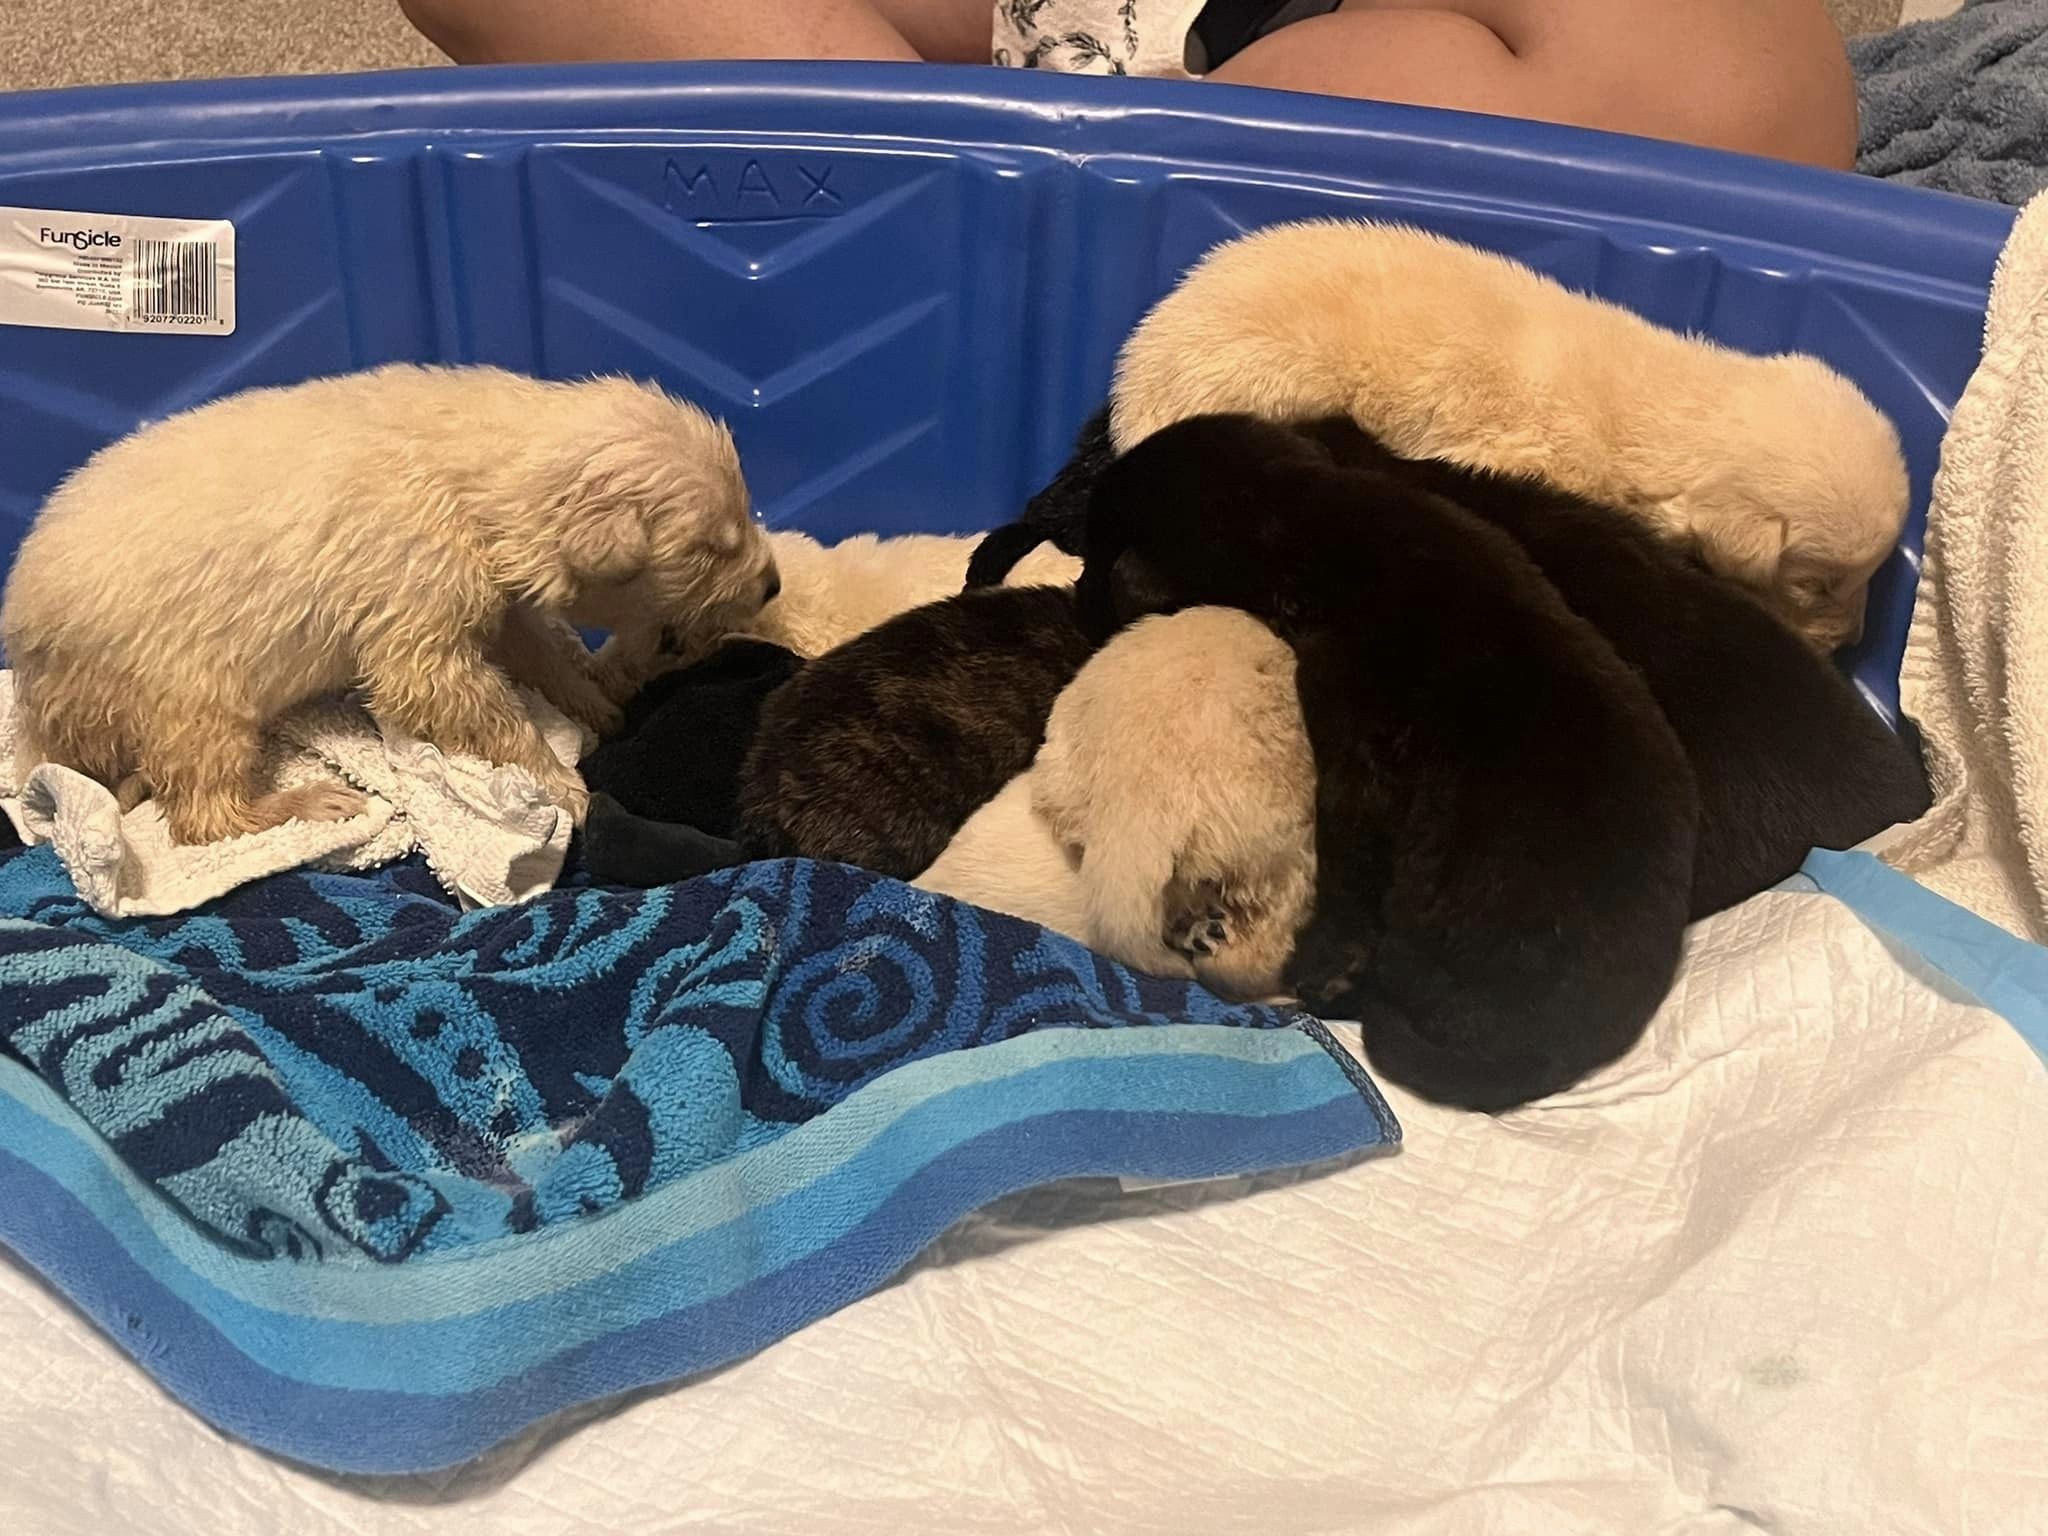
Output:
[
  {"xmin": 1212, "ymin": 2, "xmax": 1857, "ymax": 172},
  {"xmin": 1739, "ymin": 20, "xmax": 1859, "ymax": 171}
]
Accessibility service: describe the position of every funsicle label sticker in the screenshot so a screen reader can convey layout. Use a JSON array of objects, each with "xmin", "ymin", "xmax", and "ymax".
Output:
[{"xmin": 0, "ymin": 205, "xmax": 236, "ymax": 335}]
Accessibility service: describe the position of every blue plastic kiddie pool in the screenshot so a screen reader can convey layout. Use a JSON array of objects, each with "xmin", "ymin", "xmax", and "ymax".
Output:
[{"xmin": 0, "ymin": 63, "xmax": 2017, "ymax": 720}]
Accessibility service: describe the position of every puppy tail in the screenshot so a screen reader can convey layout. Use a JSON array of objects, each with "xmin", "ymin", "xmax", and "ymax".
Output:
[
  {"xmin": 964, "ymin": 521, "xmax": 1050, "ymax": 589},
  {"xmin": 966, "ymin": 406, "xmax": 1118, "ymax": 589}
]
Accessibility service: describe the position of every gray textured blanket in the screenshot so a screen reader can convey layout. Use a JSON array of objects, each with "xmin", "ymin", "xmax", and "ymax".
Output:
[{"xmin": 1853, "ymin": 0, "xmax": 2048, "ymax": 204}]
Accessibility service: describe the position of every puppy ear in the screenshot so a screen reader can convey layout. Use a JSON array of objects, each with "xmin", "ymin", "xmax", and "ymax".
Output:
[
  {"xmin": 559, "ymin": 503, "xmax": 653, "ymax": 589},
  {"xmin": 1669, "ymin": 491, "xmax": 1787, "ymax": 591},
  {"xmin": 1299, "ymin": 415, "xmax": 1387, "ymax": 471},
  {"xmin": 1703, "ymin": 511, "xmax": 1787, "ymax": 590},
  {"xmin": 516, "ymin": 503, "xmax": 652, "ymax": 612}
]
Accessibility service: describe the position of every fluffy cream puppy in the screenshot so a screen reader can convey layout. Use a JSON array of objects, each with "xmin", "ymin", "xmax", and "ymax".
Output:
[
  {"xmin": 917, "ymin": 606, "xmax": 1317, "ymax": 1003},
  {"xmin": 751, "ymin": 529, "xmax": 1080, "ymax": 657},
  {"xmin": 913, "ymin": 772, "xmax": 1093, "ymax": 941},
  {"xmin": 1, "ymin": 364, "xmax": 774, "ymax": 845},
  {"xmin": 1109, "ymin": 219, "xmax": 1909, "ymax": 650}
]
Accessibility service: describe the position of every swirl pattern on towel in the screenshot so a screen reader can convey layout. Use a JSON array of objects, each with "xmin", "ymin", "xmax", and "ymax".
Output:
[{"xmin": 0, "ymin": 849, "xmax": 1298, "ymax": 1263}]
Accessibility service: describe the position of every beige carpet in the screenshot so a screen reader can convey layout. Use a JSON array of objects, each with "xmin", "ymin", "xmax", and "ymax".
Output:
[
  {"xmin": 1, "ymin": 0, "xmax": 442, "ymax": 94},
  {"xmin": 1, "ymin": 1, "xmax": 1940, "ymax": 96}
]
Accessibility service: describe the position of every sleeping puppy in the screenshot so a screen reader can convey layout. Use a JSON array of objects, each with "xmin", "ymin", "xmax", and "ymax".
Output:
[
  {"xmin": 974, "ymin": 221, "xmax": 1909, "ymax": 652},
  {"xmin": 1029, "ymin": 605, "xmax": 1317, "ymax": 1001},
  {"xmin": 1, "ymin": 365, "xmax": 774, "ymax": 843},
  {"xmin": 755, "ymin": 527, "xmax": 1080, "ymax": 658},
  {"xmin": 1081, "ymin": 414, "xmax": 1699, "ymax": 1112},
  {"xmin": 583, "ymin": 585, "xmax": 1095, "ymax": 885},
  {"xmin": 917, "ymin": 606, "xmax": 1318, "ymax": 1002},
  {"xmin": 1297, "ymin": 415, "xmax": 1931, "ymax": 917},
  {"xmin": 911, "ymin": 773, "xmax": 1092, "ymax": 944},
  {"xmin": 738, "ymin": 584, "xmax": 1095, "ymax": 877},
  {"xmin": 1111, "ymin": 221, "xmax": 1909, "ymax": 651}
]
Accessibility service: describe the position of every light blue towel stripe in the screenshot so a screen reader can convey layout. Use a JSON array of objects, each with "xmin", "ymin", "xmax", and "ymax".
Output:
[
  {"xmin": 0, "ymin": 1019, "xmax": 1363, "ymax": 1320},
  {"xmin": 0, "ymin": 1024, "xmax": 1384, "ymax": 1396},
  {"xmin": 1799, "ymin": 848, "xmax": 2048, "ymax": 1066},
  {"xmin": 0, "ymin": 1089, "xmax": 1380, "ymax": 1475}
]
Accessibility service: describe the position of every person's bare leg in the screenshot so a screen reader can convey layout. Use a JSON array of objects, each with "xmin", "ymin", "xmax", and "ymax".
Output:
[
  {"xmin": 401, "ymin": 0, "xmax": 921, "ymax": 64},
  {"xmin": 872, "ymin": 0, "xmax": 993, "ymax": 62},
  {"xmin": 400, "ymin": 0, "xmax": 992, "ymax": 66},
  {"xmin": 1208, "ymin": 0, "xmax": 1857, "ymax": 170}
]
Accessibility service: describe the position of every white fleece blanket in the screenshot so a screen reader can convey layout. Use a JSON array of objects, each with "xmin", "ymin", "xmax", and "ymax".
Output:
[
  {"xmin": 0, "ymin": 671, "xmax": 584, "ymax": 916},
  {"xmin": 1886, "ymin": 189, "xmax": 2048, "ymax": 940}
]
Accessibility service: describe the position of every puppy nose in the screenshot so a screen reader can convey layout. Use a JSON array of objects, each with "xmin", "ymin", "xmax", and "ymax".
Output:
[{"xmin": 761, "ymin": 567, "xmax": 781, "ymax": 605}]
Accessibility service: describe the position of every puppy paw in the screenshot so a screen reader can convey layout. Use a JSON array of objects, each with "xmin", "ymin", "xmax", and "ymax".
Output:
[
  {"xmin": 554, "ymin": 779, "xmax": 591, "ymax": 827},
  {"xmin": 298, "ymin": 784, "xmax": 371, "ymax": 823},
  {"xmin": 520, "ymin": 753, "xmax": 590, "ymax": 827},
  {"xmin": 1164, "ymin": 900, "xmax": 1233, "ymax": 960},
  {"xmin": 256, "ymin": 781, "xmax": 370, "ymax": 830}
]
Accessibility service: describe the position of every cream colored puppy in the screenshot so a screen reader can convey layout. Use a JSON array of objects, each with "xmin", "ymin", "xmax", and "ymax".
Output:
[
  {"xmin": 2, "ymin": 364, "xmax": 775, "ymax": 845},
  {"xmin": 914, "ymin": 772, "xmax": 1093, "ymax": 942},
  {"xmin": 917, "ymin": 606, "xmax": 1317, "ymax": 1003},
  {"xmin": 1110, "ymin": 219, "xmax": 1909, "ymax": 650},
  {"xmin": 751, "ymin": 528, "xmax": 1081, "ymax": 657}
]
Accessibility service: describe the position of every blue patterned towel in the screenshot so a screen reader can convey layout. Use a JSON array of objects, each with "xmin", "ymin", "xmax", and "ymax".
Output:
[{"xmin": 0, "ymin": 846, "xmax": 1396, "ymax": 1473}]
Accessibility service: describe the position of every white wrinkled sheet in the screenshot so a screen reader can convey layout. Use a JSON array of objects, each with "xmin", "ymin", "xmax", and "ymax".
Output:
[{"xmin": 3, "ymin": 884, "xmax": 2044, "ymax": 1534}]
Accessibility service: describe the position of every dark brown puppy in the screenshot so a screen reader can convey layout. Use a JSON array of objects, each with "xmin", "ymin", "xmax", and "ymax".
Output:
[
  {"xmin": 1294, "ymin": 415, "xmax": 1930, "ymax": 918},
  {"xmin": 581, "ymin": 588, "xmax": 1093, "ymax": 886},
  {"xmin": 1080, "ymin": 414, "xmax": 1699, "ymax": 1112},
  {"xmin": 735, "ymin": 583, "xmax": 1095, "ymax": 879}
]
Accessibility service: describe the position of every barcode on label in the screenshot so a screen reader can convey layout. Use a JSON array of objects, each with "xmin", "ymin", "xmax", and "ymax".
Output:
[{"xmin": 130, "ymin": 238, "xmax": 220, "ymax": 323}]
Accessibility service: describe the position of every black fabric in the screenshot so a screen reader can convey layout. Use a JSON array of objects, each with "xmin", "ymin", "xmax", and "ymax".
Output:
[
  {"xmin": 579, "ymin": 638, "xmax": 803, "ymax": 836},
  {"xmin": 580, "ymin": 793, "xmax": 747, "ymax": 888},
  {"xmin": 1190, "ymin": 0, "xmax": 1344, "ymax": 70}
]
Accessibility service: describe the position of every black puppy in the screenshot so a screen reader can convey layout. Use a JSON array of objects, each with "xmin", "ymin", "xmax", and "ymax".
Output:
[
  {"xmin": 586, "ymin": 585, "xmax": 1096, "ymax": 886},
  {"xmin": 1294, "ymin": 416, "xmax": 1931, "ymax": 917},
  {"xmin": 1082, "ymin": 414, "xmax": 1700, "ymax": 1112},
  {"xmin": 965, "ymin": 405, "xmax": 1112, "ymax": 588},
  {"xmin": 982, "ymin": 399, "xmax": 1928, "ymax": 915}
]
